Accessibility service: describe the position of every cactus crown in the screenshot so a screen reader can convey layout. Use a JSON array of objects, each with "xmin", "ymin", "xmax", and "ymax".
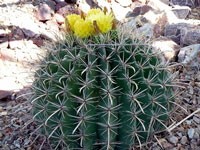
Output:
[{"xmin": 31, "ymin": 25, "xmax": 175, "ymax": 150}]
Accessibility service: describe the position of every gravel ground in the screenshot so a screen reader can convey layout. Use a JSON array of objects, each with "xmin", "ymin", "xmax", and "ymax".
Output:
[{"xmin": 0, "ymin": 0, "xmax": 200, "ymax": 150}]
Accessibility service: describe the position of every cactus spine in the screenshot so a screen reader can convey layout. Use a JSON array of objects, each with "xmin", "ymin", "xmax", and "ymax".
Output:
[{"xmin": 31, "ymin": 29, "xmax": 174, "ymax": 149}]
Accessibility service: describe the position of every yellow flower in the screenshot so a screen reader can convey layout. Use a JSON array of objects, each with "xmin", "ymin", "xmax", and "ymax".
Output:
[
  {"xmin": 87, "ymin": 8, "xmax": 104, "ymax": 17},
  {"xmin": 66, "ymin": 14, "xmax": 81, "ymax": 31},
  {"xmin": 74, "ymin": 19, "xmax": 92, "ymax": 38},
  {"xmin": 86, "ymin": 13, "xmax": 114, "ymax": 33}
]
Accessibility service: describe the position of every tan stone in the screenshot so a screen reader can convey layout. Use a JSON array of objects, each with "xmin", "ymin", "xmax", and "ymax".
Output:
[{"xmin": 152, "ymin": 36, "xmax": 180, "ymax": 62}]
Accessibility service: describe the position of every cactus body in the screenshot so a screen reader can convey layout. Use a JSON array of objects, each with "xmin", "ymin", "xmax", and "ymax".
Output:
[{"xmin": 31, "ymin": 30, "xmax": 174, "ymax": 149}]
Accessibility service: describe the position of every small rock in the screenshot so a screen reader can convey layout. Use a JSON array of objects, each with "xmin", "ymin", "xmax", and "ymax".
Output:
[
  {"xmin": 0, "ymin": 132, "xmax": 3, "ymax": 138},
  {"xmin": 186, "ymin": 120, "xmax": 192, "ymax": 125},
  {"xmin": 21, "ymin": 28, "xmax": 36, "ymax": 38},
  {"xmin": 178, "ymin": 44, "xmax": 200, "ymax": 68},
  {"xmin": 127, "ymin": 5, "xmax": 154, "ymax": 17},
  {"xmin": 188, "ymin": 128, "xmax": 195, "ymax": 139},
  {"xmin": 193, "ymin": 116, "xmax": 200, "ymax": 124},
  {"xmin": 0, "ymin": 111, "xmax": 8, "ymax": 116},
  {"xmin": 168, "ymin": 136, "xmax": 178, "ymax": 145},
  {"xmin": 181, "ymin": 136, "xmax": 187, "ymax": 145},
  {"xmin": 141, "ymin": 5, "xmax": 154, "ymax": 15},
  {"xmin": 172, "ymin": 5, "xmax": 191, "ymax": 19},
  {"xmin": 57, "ymin": 5, "xmax": 74, "ymax": 17},
  {"xmin": 14, "ymin": 140, "xmax": 21, "ymax": 148},
  {"xmin": 0, "ymin": 90, "xmax": 12, "ymax": 100},
  {"xmin": 55, "ymin": 1, "xmax": 68, "ymax": 11},
  {"xmin": 24, "ymin": 139, "xmax": 30, "ymax": 146},
  {"xmin": 35, "ymin": 4, "xmax": 52, "ymax": 21}
]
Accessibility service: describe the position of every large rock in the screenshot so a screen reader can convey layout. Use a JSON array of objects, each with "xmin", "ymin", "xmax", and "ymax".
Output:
[
  {"xmin": 0, "ymin": 90, "xmax": 13, "ymax": 100},
  {"xmin": 181, "ymin": 26, "xmax": 200, "ymax": 46},
  {"xmin": 164, "ymin": 23, "xmax": 194, "ymax": 45},
  {"xmin": 152, "ymin": 36, "xmax": 180, "ymax": 62},
  {"xmin": 178, "ymin": 44, "xmax": 200, "ymax": 67},
  {"xmin": 170, "ymin": 0, "xmax": 197, "ymax": 8},
  {"xmin": 171, "ymin": 5, "xmax": 191, "ymax": 19}
]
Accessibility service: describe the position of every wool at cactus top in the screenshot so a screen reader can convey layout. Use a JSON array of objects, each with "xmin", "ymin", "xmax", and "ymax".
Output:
[{"xmin": 31, "ymin": 29, "xmax": 175, "ymax": 150}]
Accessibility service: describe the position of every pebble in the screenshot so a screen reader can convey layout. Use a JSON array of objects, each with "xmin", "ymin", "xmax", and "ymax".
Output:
[
  {"xmin": 0, "ymin": 111, "xmax": 8, "ymax": 116},
  {"xmin": 177, "ymin": 132, "xmax": 182, "ymax": 137},
  {"xmin": 193, "ymin": 131, "xmax": 200, "ymax": 139},
  {"xmin": 193, "ymin": 116, "xmax": 200, "ymax": 124},
  {"xmin": 168, "ymin": 136, "xmax": 178, "ymax": 145},
  {"xmin": 180, "ymin": 136, "xmax": 187, "ymax": 145},
  {"xmin": 188, "ymin": 128, "xmax": 195, "ymax": 139},
  {"xmin": 186, "ymin": 120, "xmax": 192, "ymax": 125},
  {"xmin": 14, "ymin": 140, "xmax": 21, "ymax": 148}
]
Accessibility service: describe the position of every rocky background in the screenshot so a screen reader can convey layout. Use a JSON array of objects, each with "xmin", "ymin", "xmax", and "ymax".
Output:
[{"xmin": 0, "ymin": 0, "xmax": 200, "ymax": 149}]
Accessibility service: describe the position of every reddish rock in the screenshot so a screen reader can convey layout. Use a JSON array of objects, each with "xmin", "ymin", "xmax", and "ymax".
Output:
[
  {"xmin": 33, "ymin": 37, "xmax": 44, "ymax": 47},
  {"xmin": 127, "ymin": 4, "xmax": 154, "ymax": 17},
  {"xmin": 22, "ymin": 28, "xmax": 36, "ymax": 38},
  {"xmin": 11, "ymin": 28, "xmax": 25, "ymax": 40},
  {"xmin": 35, "ymin": 4, "xmax": 52, "ymax": 22},
  {"xmin": 140, "ymin": 5, "xmax": 154, "ymax": 15},
  {"xmin": 127, "ymin": 6, "xmax": 141, "ymax": 17},
  {"xmin": 55, "ymin": 1, "xmax": 68, "ymax": 11}
]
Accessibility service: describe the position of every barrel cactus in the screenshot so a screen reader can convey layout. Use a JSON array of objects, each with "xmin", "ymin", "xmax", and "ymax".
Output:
[{"xmin": 30, "ymin": 9, "xmax": 174, "ymax": 150}]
